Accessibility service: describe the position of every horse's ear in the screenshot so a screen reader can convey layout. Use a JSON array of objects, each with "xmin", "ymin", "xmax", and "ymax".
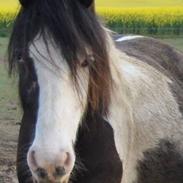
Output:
[
  {"xmin": 79, "ymin": 0, "xmax": 95, "ymax": 12},
  {"xmin": 19, "ymin": 0, "xmax": 32, "ymax": 8}
]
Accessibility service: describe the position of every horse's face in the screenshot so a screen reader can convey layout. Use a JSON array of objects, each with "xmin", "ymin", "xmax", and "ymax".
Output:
[{"xmin": 27, "ymin": 37, "xmax": 89, "ymax": 182}]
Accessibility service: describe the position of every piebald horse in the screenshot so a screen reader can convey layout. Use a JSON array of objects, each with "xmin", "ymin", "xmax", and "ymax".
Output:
[{"xmin": 8, "ymin": 0, "xmax": 183, "ymax": 183}]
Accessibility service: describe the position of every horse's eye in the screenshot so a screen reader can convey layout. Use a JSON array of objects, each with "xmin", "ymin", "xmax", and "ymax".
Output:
[
  {"xmin": 81, "ymin": 59, "xmax": 89, "ymax": 67},
  {"xmin": 81, "ymin": 55, "xmax": 95, "ymax": 68}
]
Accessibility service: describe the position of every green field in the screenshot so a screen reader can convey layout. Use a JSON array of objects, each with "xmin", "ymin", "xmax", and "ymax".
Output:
[{"xmin": 0, "ymin": 37, "xmax": 8, "ymax": 56}]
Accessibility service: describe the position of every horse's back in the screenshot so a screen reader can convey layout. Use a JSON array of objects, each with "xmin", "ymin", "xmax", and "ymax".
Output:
[{"xmin": 115, "ymin": 35, "xmax": 183, "ymax": 82}]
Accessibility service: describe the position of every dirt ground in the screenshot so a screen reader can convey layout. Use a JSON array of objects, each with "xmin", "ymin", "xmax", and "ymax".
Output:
[
  {"xmin": 0, "ymin": 116, "xmax": 19, "ymax": 183},
  {"xmin": 0, "ymin": 59, "xmax": 20, "ymax": 183}
]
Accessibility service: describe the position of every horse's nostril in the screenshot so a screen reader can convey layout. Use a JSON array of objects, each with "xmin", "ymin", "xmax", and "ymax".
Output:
[
  {"xmin": 54, "ymin": 166, "xmax": 66, "ymax": 177},
  {"xmin": 36, "ymin": 168, "xmax": 48, "ymax": 179}
]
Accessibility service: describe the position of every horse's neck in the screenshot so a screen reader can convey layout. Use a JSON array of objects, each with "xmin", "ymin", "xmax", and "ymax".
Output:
[
  {"xmin": 107, "ymin": 34, "xmax": 134, "ymax": 104},
  {"xmin": 104, "ymin": 34, "xmax": 134, "ymax": 162}
]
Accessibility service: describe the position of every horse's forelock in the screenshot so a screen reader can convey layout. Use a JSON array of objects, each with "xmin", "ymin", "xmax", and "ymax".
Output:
[
  {"xmin": 78, "ymin": 0, "xmax": 94, "ymax": 8},
  {"xmin": 87, "ymin": 54, "xmax": 112, "ymax": 117},
  {"xmin": 19, "ymin": 0, "xmax": 95, "ymax": 10},
  {"xmin": 9, "ymin": 0, "xmax": 112, "ymax": 117}
]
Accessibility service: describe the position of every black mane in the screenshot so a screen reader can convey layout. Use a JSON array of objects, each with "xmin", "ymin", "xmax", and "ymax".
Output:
[{"xmin": 8, "ymin": 0, "xmax": 112, "ymax": 116}]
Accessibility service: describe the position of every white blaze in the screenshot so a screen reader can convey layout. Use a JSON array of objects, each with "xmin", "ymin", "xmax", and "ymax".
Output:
[{"xmin": 29, "ymin": 36, "xmax": 88, "ymax": 166}]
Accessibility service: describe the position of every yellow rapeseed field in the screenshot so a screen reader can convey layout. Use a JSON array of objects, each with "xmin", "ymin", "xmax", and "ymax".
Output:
[
  {"xmin": 0, "ymin": 0, "xmax": 19, "ymax": 13},
  {"xmin": 0, "ymin": 1, "xmax": 183, "ymax": 36},
  {"xmin": 97, "ymin": 7, "xmax": 183, "ymax": 34}
]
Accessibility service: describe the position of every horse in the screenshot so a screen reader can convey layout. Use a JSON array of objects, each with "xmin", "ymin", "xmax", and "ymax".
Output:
[{"xmin": 8, "ymin": 0, "xmax": 183, "ymax": 183}]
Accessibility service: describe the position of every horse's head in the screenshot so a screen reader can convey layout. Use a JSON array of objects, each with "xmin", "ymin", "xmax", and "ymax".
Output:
[{"xmin": 9, "ymin": 0, "xmax": 111, "ymax": 182}]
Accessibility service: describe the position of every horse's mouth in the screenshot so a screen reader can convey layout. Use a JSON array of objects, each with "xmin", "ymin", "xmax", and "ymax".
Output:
[
  {"xmin": 33, "ymin": 175, "xmax": 70, "ymax": 183},
  {"xmin": 33, "ymin": 180, "xmax": 69, "ymax": 183}
]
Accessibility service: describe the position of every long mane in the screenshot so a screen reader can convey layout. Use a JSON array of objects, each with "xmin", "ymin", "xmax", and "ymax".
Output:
[{"xmin": 8, "ymin": 0, "xmax": 112, "ymax": 117}]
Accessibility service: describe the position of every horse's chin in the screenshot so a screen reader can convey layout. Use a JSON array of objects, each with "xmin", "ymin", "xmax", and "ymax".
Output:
[{"xmin": 32, "ymin": 175, "xmax": 70, "ymax": 183}]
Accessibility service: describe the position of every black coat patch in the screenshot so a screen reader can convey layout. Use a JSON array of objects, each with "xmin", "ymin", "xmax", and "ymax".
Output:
[
  {"xmin": 136, "ymin": 140, "xmax": 183, "ymax": 183},
  {"xmin": 72, "ymin": 113, "xmax": 122, "ymax": 183},
  {"xmin": 17, "ymin": 57, "xmax": 39, "ymax": 182}
]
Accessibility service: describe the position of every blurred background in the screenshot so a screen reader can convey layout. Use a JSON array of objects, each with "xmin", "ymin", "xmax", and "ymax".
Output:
[
  {"xmin": 0, "ymin": 0, "xmax": 183, "ymax": 54},
  {"xmin": 0, "ymin": 0, "xmax": 183, "ymax": 182}
]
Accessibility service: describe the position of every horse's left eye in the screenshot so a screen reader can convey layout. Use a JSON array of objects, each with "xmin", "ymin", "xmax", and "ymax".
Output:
[
  {"xmin": 81, "ymin": 55, "xmax": 95, "ymax": 68},
  {"xmin": 81, "ymin": 59, "xmax": 89, "ymax": 67}
]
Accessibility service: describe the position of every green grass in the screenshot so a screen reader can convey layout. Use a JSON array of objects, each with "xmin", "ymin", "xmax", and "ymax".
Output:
[
  {"xmin": 0, "ymin": 37, "xmax": 9, "ymax": 58},
  {"xmin": 0, "ymin": 63, "xmax": 20, "ymax": 121},
  {"xmin": 161, "ymin": 38, "xmax": 183, "ymax": 52},
  {"xmin": 0, "ymin": 37, "xmax": 20, "ymax": 123}
]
